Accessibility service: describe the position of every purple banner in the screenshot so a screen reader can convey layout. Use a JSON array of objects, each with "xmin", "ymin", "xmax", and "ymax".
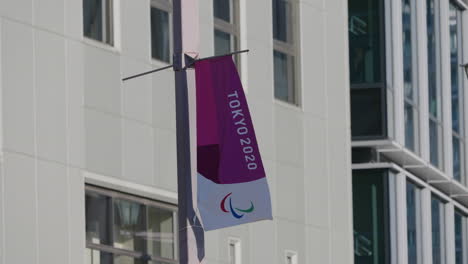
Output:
[
  {"xmin": 196, "ymin": 56, "xmax": 266, "ymax": 184},
  {"xmin": 195, "ymin": 56, "xmax": 272, "ymax": 230}
]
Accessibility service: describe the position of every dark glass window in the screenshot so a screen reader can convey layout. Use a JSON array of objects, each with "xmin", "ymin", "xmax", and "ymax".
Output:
[
  {"xmin": 214, "ymin": 30, "xmax": 232, "ymax": 56},
  {"xmin": 151, "ymin": 6, "xmax": 171, "ymax": 63},
  {"xmin": 454, "ymin": 211, "xmax": 464, "ymax": 264},
  {"xmin": 348, "ymin": 0, "xmax": 386, "ymax": 139},
  {"xmin": 402, "ymin": 0, "xmax": 414, "ymax": 100},
  {"xmin": 348, "ymin": 0, "xmax": 384, "ymax": 84},
  {"xmin": 272, "ymin": 0, "xmax": 298, "ymax": 105},
  {"xmin": 427, "ymin": 0, "xmax": 438, "ymax": 118},
  {"xmin": 402, "ymin": 0, "xmax": 417, "ymax": 152},
  {"xmin": 86, "ymin": 192, "xmax": 112, "ymax": 246},
  {"xmin": 449, "ymin": 3, "xmax": 464, "ymax": 183},
  {"xmin": 427, "ymin": 0, "xmax": 443, "ymax": 169},
  {"xmin": 274, "ymin": 50, "xmax": 295, "ymax": 103},
  {"xmin": 431, "ymin": 196, "xmax": 445, "ymax": 264},
  {"xmin": 85, "ymin": 186, "xmax": 177, "ymax": 264},
  {"xmin": 213, "ymin": 0, "xmax": 240, "ymax": 67},
  {"xmin": 353, "ymin": 170, "xmax": 390, "ymax": 264},
  {"xmin": 351, "ymin": 88, "xmax": 385, "ymax": 137},
  {"xmin": 430, "ymin": 119, "xmax": 441, "ymax": 167},
  {"xmin": 214, "ymin": 0, "xmax": 231, "ymax": 22},
  {"xmin": 453, "ymin": 136, "xmax": 461, "ymax": 182},
  {"xmin": 83, "ymin": 0, "xmax": 113, "ymax": 45},
  {"xmin": 450, "ymin": 3, "xmax": 461, "ymax": 133},
  {"xmin": 406, "ymin": 181, "xmax": 420, "ymax": 264},
  {"xmin": 405, "ymin": 102, "xmax": 415, "ymax": 151},
  {"xmin": 272, "ymin": 0, "xmax": 291, "ymax": 43}
]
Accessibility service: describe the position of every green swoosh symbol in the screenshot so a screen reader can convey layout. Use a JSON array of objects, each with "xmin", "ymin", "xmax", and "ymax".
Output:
[{"xmin": 235, "ymin": 201, "xmax": 254, "ymax": 213}]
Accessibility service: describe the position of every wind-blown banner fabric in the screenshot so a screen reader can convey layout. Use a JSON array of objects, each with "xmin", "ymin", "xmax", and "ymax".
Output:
[{"xmin": 195, "ymin": 56, "xmax": 272, "ymax": 231}]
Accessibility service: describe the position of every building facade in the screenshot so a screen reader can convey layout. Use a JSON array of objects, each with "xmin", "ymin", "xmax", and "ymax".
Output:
[
  {"xmin": 0, "ymin": 0, "xmax": 353, "ymax": 264},
  {"xmin": 350, "ymin": 0, "xmax": 468, "ymax": 264}
]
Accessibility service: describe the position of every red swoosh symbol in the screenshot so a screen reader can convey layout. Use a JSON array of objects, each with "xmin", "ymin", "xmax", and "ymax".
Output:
[{"xmin": 220, "ymin": 193, "xmax": 232, "ymax": 212}]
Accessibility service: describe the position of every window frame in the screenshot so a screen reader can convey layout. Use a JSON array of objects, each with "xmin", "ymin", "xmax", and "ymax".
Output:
[
  {"xmin": 83, "ymin": 0, "xmax": 115, "ymax": 46},
  {"xmin": 431, "ymin": 194, "xmax": 448, "ymax": 264},
  {"xmin": 349, "ymin": 0, "xmax": 388, "ymax": 140},
  {"xmin": 454, "ymin": 209, "xmax": 468, "ymax": 264},
  {"xmin": 213, "ymin": 0, "xmax": 240, "ymax": 57},
  {"xmin": 150, "ymin": 0, "xmax": 173, "ymax": 64},
  {"xmin": 285, "ymin": 250, "xmax": 298, "ymax": 264},
  {"xmin": 402, "ymin": 0, "xmax": 421, "ymax": 153},
  {"xmin": 406, "ymin": 180, "xmax": 423, "ymax": 264},
  {"xmin": 85, "ymin": 184, "xmax": 178, "ymax": 264},
  {"xmin": 425, "ymin": 0, "xmax": 445, "ymax": 169},
  {"xmin": 352, "ymin": 169, "xmax": 392, "ymax": 264},
  {"xmin": 228, "ymin": 237, "xmax": 241, "ymax": 264},
  {"xmin": 449, "ymin": 1, "xmax": 466, "ymax": 184},
  {"xmin": 272, "ymin": 0, "xmax": 301, "ymax": 106}
]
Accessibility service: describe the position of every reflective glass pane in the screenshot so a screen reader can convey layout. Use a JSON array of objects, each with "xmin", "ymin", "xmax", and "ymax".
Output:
[
  {"xmin": 453, "ymin": 136, "xmax": 461, "ymax": 182},
  {"xmin": 429, "ymin": 119, "xmax": 440, "ymax": 167},
  {"xmin": 405, "ymin": 103, "xmax": 415, "ymax": 151},
  {"xmin": 114, "ymin": 255, "xmax": 146, "ymax": 264},
  {"xmin": 402, "ymin": 0, "xmax": 414, "ymax": 101},
  {"xmin": 86, "ymin": 248, "xmax": 113, "ymax": 264},
  {"xmin": 213, "ymin": 0, "xmax": 231, "ymax": 22},
  {"xmin": 272, "ymin": 0, "xmax": 291, "ymax": 43},
  {"xmin": 427, "ymin": 0, "xmax": 439, "ymax": 118},
  {"xmin": 450, "ymin": 4, "xmax": 461, "ymax": 133},
  {"xmin": 214, "ymin": 30, "xmax": 232, "ymax": 56},
  {"xmin": 273, "ymin": 51, "xmax": 295, "ymax": 103},
  {"xmin": 113, "ymin": 199, "xmax": 146, "ymax": 253},
  {"xmin": 353, "ymin": 170, "xmax": 390, "ymax": 264},
  {"xmin": 455, "ymin": 212, "xmax": 464, "ymax": 264},
  {"xmin": 406, "ymin": 182, "xmax": 419, "ymax": 264},
  {"xmin": 83, "ymin": 0, "xmax": 103, "ymax": 42},
  {"xmin": 147, "ymin": 207, "xmax": 175, "ymax": 260},
  {"xmin": 86, "ymin": 192, "xmax": 112, "ymax": 245},
  {"xmin": 351, "ymin": 88, "xmax": 384, "ymax": 137},
  {"xmin": 151, "ymin": 7, "xmax": 171, "ymax": 63},
  {"xmin": 432, "ymin": 197, "xmax": 445, "ymax": 264},
  {"xmin": 348, "ymin": 0, "xmax": 384, "ymax": 84}
]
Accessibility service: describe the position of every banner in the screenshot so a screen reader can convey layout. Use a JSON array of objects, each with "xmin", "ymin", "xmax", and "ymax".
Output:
[{"xmin": 195, "ymin": 56, "xmax": 272, "ymax": 231}]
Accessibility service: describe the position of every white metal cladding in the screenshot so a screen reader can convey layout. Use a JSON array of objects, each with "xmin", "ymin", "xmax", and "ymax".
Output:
[{"xmin": 0, "ymin": 0, "xmax": 353, "ymax": 264}]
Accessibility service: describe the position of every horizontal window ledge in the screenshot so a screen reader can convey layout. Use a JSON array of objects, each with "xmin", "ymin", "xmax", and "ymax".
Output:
[
  {"xmin": 352, "ymin": 139, "xmax": 468, "ymax": 209},
  {"xmin": 87, "ymin": 242, "xmax": 178, "ymax": 264}
]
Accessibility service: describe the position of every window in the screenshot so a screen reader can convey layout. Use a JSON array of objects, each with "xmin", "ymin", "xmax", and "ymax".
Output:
[
  {"xmin": 406, "ymin": 181, "xmax": 421, "ymax": 264},
  {"xmin": 454, "ymin": 210, "xmax": 466, "ymax": 264},
  {"xmin": 213, "ymin": 0, "xmax": 240, "ymax": 59},
  {"xmin": 449, "ymin": 2, "xmax": 464, "ymax": 182},
  {"xmin": 352, "ymin": 170, "xmax": 390, "ymax": 264},
  {"xmin": 348, "ymin": 0, "xmax": 387, "ymax": 139},
  {"xmin": 285, "ymin": 251, "xmax": 298, "ymax": 264},
  {"xmin": 85, "ymin": 185, "xmax": 177, "ymax": 264},
  {"xmin": 402, "ymin": 0, "xmax": 418, "ymax": 152},
  {"xmin": 431, "ymin": 196, "xmax": 446, "ymax": 264},
  {"xmin": 351, "ymin": 88, "xmax": 385, "ymax": 136},
  {"xmin": 348, "ymin": 0, "xmax": 385, "ymax": 84},
  {"xmin": 228, "ymin": 238, "xmax": 241, "ymax": 264},
  {"xmin": 83, "ymin": 0, "xmax": 114, "ymax": 45},
  {"xmin": 151, "ymin": 0, "xmax": 172, "ymax": 63},
  {"xmin": 272, "ymin": 0, "xmax": 298, "ymax": 105},
  {"xmin": 427, "ymin": 0, "xmax": 443, "ymax": 168}
]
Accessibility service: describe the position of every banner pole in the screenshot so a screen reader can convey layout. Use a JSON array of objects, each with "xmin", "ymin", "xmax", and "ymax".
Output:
[{"xmin": 173, "ymin": 0, "xmax": 203, "ymax": 264}]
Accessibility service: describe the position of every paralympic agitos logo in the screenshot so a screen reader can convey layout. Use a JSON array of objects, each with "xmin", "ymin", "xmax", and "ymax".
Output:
[{"xmin": 220, "ymin": 193, "xmax": 255, "ymax": 219}]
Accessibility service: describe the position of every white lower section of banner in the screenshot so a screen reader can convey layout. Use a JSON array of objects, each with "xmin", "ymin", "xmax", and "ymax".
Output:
[{"xmin": 197, "ymin": 174, "xmax": 273, "ymax": 231}]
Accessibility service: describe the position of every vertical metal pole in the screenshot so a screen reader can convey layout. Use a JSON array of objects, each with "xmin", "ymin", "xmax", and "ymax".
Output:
[
  {"xmin": 173, "ymin": 0, "xmax": 203, "ymax": 264},
  {"xmin": 173, "ymin": 0, "xmax": 189, "ymax": 259}
]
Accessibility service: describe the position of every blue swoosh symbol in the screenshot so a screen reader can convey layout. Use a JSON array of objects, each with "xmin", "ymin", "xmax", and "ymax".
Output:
[{"xmin": 229, "ymin": 198, "xmax": 244, "ymax": 219}]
